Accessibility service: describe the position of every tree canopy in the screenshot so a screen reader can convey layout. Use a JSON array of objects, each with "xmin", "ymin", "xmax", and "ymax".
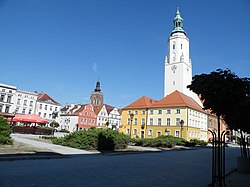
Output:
[{"xmin": 187, "ymin": 69, "xmax": 250, "ymax": 132}]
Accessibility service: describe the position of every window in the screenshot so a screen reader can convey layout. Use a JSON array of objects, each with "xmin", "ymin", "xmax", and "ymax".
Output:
[
  {"xmin": 50, "ymin": 106, "xmax": 52, "ymax": 111},
  {"xmin": 38, "ymin": 112, "xmax": 41, "ymax": 116},
  {"xmin": 158, "ymin": 118, "xmax": 162, "ymax": 126},
  {"xmin": 149, "ymin": 110, "xmax": 153, "ymax": 115},
  {"xmin": 175, "ymin": 130, "xmax": 180, "ymax": 137},
  {"xmin": 181, "ymin": 44, "xmax": 183, "ymax": 49},
  {"xmin": 126, "ymin": 129, "xmax": 130, "ymax": 135},
  {"xmin": 0, "ymin": 94, "xmax": 5, "ymax": 102},
  {"xmin": 141, "ymin": 110, "xmax": 145, "ymax": 115},
  {"xmin": 141, "ymin": 118, "xmax": 145, "ymax": 125},
  {"xmin": 173, "ymin": 81, "xmax": 175, "ymax": 85},
  {"xmin": 167, "ymin": 118, "xmax": 170, "ymax": 126},
  {"xmin": 158, "ymin": 110, "xmax": 162, "ymax": 114},
  {"xmin": 7, "ymin": 95, "xmax": 12, "ymax": 103},
  {"xmin": 49, "ymin": 114, "xmax": 52, "ymax": 118},
  {"xmin": 39, "ymin": 104, "xmax": 42, "ymax": 109},
  {"xmin": 135, "ymin": 111, "xmax": 138, "ymax": 115},
  {"xmin": 22, "ymin": 108, "xmax": 26, "ymax": 114},
  {"xmin": 45, "ymin": 105, "xmax": 47, "ymax": 110},
  {"xmin": 44, "ymin": 113, "xmax": 46, "ymax": 118},
  {"xmin": 127, "ymin": 118, "xmax": 130, "ymax": 125},
  {"xmin": 2, "ymin": 89, "xmax": 5, "ymax": 92},
  {"xmin": 176, "ymin": 118, "xmax": 180, "ymax": 126},
  {"xmin": 24, "ymin": 100, "xmax": 27, "ymax": 106},
  {"xmin": 149, "ymin": 118, "xmax": 153, "ymax": 125},
  {"xmin": 15, "ymin": 107, "xmax": 19, "ymax": 113},
  {"xmin": 30, "ymin": 101, "xmax": 33, "ymax": 107},
  {"xmin": 167, "ymin": 109, "xmax": 171, "ymax": 114},
  {"xmin": 0, "ymin": 105, "xmax": 3, "ymax": 112},
  {"xmin": 17, "ymin": 98, "xmax": 21, "ymax": 105},
  {"xmin": 55, "ymin": 107, "xmax": 57, "ymax": 111},
  {"xmin": 148, "ymin": 129, "xmax": 152, "ymax": 136},
  {"xmin": 28, "ymin": 109, "xmax": 32, "ymax": 114},
  {"xmin": 176, "ymin": 109, "xmax": 180, "ymax": 114},
  {"xmin": 133, "ymin": 129, "xmax": 137, "ymax": 135},
  {"xmin": 173, "ymin": 44, "xmax": 175, "ymax": 49},
  {"xmin": 166, "ymin": 130, "xmax": 170, "ymax": 136},
  {"xmin": 134, "ymin": 118, "xmax": 138, "ymax": 125},
  {"xmin": 5, "ymin": 106, "xmax": 10, "ymax": 113}
]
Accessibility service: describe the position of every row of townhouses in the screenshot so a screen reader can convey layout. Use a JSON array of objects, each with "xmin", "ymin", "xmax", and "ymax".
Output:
[
  {"xmin": 59, "ymin": 103, "xmax": 121, "ymax": 132},
  {"xmin": 0, "ymin": 83, "xmax": 61, "ymax": 122}
]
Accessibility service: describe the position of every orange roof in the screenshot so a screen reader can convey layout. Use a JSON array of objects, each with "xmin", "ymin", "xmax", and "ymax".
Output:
[
  {"xmin": 123, "ymin": 96, "xmax": 157, "ymax": 109},
  {"xmin": 150, "ymin": 90, "xmax": 204, "ymax": 112}
]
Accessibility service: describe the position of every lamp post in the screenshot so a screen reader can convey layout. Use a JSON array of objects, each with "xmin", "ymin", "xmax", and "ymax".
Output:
[
  {"xmin": 129, "ymin": 113, "xmax": 134, "ymax": 137},
  {"xmin": 180, "ymin": 120, "xmax": 184, "ymax": 138}
]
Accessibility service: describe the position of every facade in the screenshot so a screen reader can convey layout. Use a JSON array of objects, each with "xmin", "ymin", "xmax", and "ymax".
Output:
[
  {"xmin": 119, "ymin": 91, "xmax": 208, "ymax": 141},
  {"xmin": 0, "ymin": 83, "xmax": 17, "ymax": 114},
  {"xmin": 95, "ymin": 104, "xmax": 109, "ymax": 127},
  {"xmin": 108, "ymin": 106, "xmax": 121, "ymax": 130},
  {"xmin": 15, "ymin": 90, "xmax": 38, "ymax": 115},
  {"xmin": 164, "ymin": 9, "xmax": 202, "ymax": 106},
  {"xmin": 119, "ymin": 96, "xmax": 158, "ymax": 138},
  {"xmin": 77, "ymin": 104, "xmax": 97, "ymax": 129},
  {"xmin": 35, "ymin": 93, "xmax": 61, "ymax": 122}
]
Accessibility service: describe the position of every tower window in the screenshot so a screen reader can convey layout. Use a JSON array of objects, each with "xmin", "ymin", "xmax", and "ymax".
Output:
[
  {"xmin": 173, "ymin": 44, "xmax": 175, "ymax": 49},
  {"xmin": 181, "ymin": 44, "xmax": 182, "ymax": 49}
]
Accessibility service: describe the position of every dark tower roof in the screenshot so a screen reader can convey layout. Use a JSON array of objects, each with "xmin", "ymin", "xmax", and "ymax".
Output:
[{"xmin": 94, "ymin": 81, "xmax": 101, "ymax": 92}]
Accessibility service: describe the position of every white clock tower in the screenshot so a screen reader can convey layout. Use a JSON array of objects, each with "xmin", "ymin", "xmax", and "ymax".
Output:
[{"xmin": 164, "ymin": 8, "xmax": 202, "ymax": 106}]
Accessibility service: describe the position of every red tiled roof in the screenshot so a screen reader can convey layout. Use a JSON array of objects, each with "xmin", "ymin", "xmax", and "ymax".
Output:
[
  {"xmin": 73, "ymin": 104, "xmax": 87, "ymax": 115},
  {"xmin": 150, "ymin": 90, "xmax": 204, "ymax": 112},
  {"xmin": 104, "ymin": 104, "xmax": 115, "ymax": 114},
  {"xmin": 93, "ymin": 105, "xmax": 103, "ymax": 115},
  {"xmin": 37, "ymin": 93, "xmax": 60, "ymax": 105},
  {"xmin": 123, "ymin": 96, "xmax": 157, "ymax": 109}
]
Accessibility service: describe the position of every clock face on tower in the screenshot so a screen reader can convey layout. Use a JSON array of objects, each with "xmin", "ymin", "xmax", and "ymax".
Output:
[{"xmin": 171, "ymin": 65, "xmax": 177, "ymax": 72}]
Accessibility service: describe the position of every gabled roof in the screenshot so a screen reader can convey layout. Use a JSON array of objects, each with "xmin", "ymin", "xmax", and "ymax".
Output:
[
  {"xmin": 104, "ymin": 104, "xmax": 115, "ymax": 114},
  {"xmin": 73, "ymin": 104, "xmax": 87, "ymax": 115},
  {"xmin": 123, "ymin": 96, "xmax": 157, "ymax": 109},
  {"xmin": 150, "ymin": 90, "xmax": 203, "ymax": 112},
  {"xmin": 93, "ymin": 105, "xmax": 104, "ymax": 115},
  {"xmin": 37, "ymin": 93, "xmax": 61, "ymax": 105}
]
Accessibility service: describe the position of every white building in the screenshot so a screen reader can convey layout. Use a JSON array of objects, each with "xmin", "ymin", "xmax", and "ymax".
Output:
[
  {"xmin": 108, "ymin": 107, "xmax": 121, "ymax": 130},
  {"xmin": 164, "ymin": 9, "xmax": 202, "ymax": 106},
  {"xmin": 15, "ymin": 90, "xmax": 38, "ymax": 114},
  {"xmin": 0, "ymin": 83, "xmax": 17, "ymax": 114},
  {"xmin": 35, "ymin": 93, "xmax": 61, "ymax": 122},
  {"xmin": 59, "ymin": 104, "xmax": 81, "ymax": 132}
]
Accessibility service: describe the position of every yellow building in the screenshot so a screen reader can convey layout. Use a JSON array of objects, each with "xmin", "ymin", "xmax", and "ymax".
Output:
[
  {"xmin": 119, "ymin": 91, "xmax": 208, "ymax": 141},
  {"xmin": 119, "ymin": 96, "xmax": 157, "ymax": 138}
]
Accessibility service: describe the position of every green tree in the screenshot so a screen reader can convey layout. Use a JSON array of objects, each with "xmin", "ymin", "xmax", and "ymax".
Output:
[
  {"xmin": 52, "ymin": 112, "xmax": 58, "ymax": 120},
  {"xmin": 187, "ymin": 69, "xmax": 250, "ymax": 156},
  {"xmin": 0, "ymin": 116, "xmax": 13, "ymax": 144},
  {"xmin": 50, "ymin": 121, "xmax": 60, "ymax": 128}
]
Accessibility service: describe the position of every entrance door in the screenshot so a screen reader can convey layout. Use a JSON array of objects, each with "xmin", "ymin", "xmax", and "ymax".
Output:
[{"xmin": 141, "ymin": 131, "xmax": 145, "ymax": 139}]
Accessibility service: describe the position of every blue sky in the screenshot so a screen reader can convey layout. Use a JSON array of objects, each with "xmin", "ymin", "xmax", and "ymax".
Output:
[{"xmin": 1, "ymin": 0, "xmax": 250, "ymax": 108}]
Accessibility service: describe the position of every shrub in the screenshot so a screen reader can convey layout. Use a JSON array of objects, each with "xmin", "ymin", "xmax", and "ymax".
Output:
[
  {"xmin": 0, "ymin": 116, "xmax": 13, "ymax": 145},
  {"xmin": 189, "ymin": 139, "xmax": 208, "ymax": 146},
  {"xmin": 52, "ymin": 128, "xmax": 130, "ymax": 150},
  {"xmin": 134, "ymin": 135, "xmax": 186, "ymax": 148}
]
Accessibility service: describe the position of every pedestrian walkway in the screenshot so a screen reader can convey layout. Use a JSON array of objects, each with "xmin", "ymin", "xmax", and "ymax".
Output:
[{"xmin": 11, "ymin": 133, "xmax": 99, "ymax": 155}]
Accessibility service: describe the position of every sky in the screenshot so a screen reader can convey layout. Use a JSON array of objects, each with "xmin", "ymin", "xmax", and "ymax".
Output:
[{"xmin": 0, "ymin": 0, "xmax": 250, "ymax": 108}]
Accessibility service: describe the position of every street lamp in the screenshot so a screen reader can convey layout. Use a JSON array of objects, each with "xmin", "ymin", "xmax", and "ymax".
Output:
[
  {"xmin": 180, "ymin": 120, "xmax": 184, "ymax": 138},
  {"xmin": 129, "ymin": 113, "xmax": 134, "ymax": 137}
]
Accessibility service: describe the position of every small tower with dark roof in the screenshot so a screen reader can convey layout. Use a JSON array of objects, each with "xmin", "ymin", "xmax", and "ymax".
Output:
[{"xmin": 90, "ymin": 81, "xmax": 103, "ymax": 106}]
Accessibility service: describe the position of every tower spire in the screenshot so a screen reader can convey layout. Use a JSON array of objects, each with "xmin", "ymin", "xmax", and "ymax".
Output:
[{"xmin": 171, "ymin": 8, "xmax": 186, "ymax": 36}]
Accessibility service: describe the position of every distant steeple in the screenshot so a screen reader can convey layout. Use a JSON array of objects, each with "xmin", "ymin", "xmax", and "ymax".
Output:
[
  {"xmin": 90, "ymin": 80, "xmax": 103, "ymax": 106},
  {"xmin": 171, "ymin": 7, "xmax": 186, "ymax": 36}
]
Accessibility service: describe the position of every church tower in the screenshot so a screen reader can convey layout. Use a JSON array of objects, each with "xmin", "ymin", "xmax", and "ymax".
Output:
[
  {"xmin": 90, "ymin": 80, "xmax": 103, "ymax": 106},
  {"xmin": 164, "ymin": 8, "xmax": 202, "ymax": 106}
]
